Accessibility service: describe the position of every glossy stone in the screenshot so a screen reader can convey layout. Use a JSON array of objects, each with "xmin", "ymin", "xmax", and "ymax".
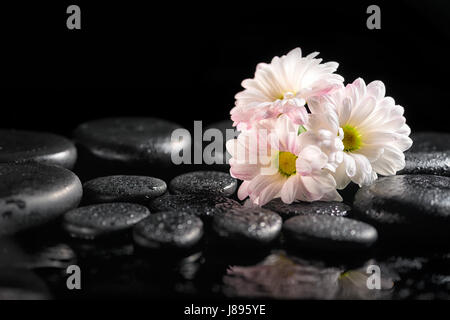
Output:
[
  {"xmin": 149, "ymin": 193, "xmax": 240, "ymax": 219},
  {"xmin": 263, "ymin": 198, "xmax": 350, "ymax": 220},
  {"xmin": 63, "ymin": 203, "xmax": 150, "ymax": 239},
  {"xmin": 400, "ymin": 132, "xmax": 450, "ymax": 176},
  {"xmin": 283, "ymin": 215, "xmax": 378, "ymax": 250},
  {"xmin": 73, "ymin": 117, "xmax": 190, "ymax": 178},
  {"xmin": 169, "ymin": 171, "xmax": 237, "ymax": 197},
  {"xmin": 83, "ymin": 175, "xmax": 167, "ymax": 204},
  {"xmin": 353, "ymin": 175, "xmax": 450, "ymax": 240},
  {"xmin": 133, "ymin": 211, "xmax": 203, "ymax": 249},
  {"xmin": 0, "ymin": 163, "xmax": 82, "ymax": 235},
  {"xmin": 212, "ymin": 207, "xmax": 282, "ymax": 245},
  {"xmin": 0, "ymin": 129, "xmax": 77, "ymax": 169}
]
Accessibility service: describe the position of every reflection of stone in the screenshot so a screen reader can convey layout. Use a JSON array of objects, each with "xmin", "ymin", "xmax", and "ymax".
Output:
[{"xmin": 223, "ymin": 252, "xmax": 396, "ymax": 300}]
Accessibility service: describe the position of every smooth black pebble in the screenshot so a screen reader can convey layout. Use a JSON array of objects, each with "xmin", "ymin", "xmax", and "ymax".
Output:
[
  {"xmin": 263, "ymin": 198, "xmax": 351, "ymax": 220},
  {"xmin": 63, "ymin": 202, "xmax": 150, "ymax": 239},
  {"xmin": 149, "ymin": 193, "xmax": 240, "ymax": 219},
  {"xmin": 353, "ymin": 174, "xmax": 450, "ymax": 242},
  {"xmin": 0, "ymin": 129, "xmax": 77, "ymax": 169},
  {"xmin": 133, "ymin": 211, "xmax": 203, "ymax": 249},
  {"xmin": 83, "ymin": 175, "xmax": 167, "ymax": 204},
  {"xmin": 0, "ymin": 163, "xmax": 82, "ymax": 235},
  {"xmin": 212, "ymin": 207, "xmax": 282, "ymax": 245},
  {"xmin": 400, "ymin": 132, "xmax": 450, "ymax": 176},
  {"xmin": 169, "ymin": 170, "xmax": 237, "ymax": 197},
  {"xmin": 283, "ymin": 215, "xmax": 378, "ymax": 251},
  {"xmin": 73, "ymin": 117, "xmax": 190, "ymax": 179}
]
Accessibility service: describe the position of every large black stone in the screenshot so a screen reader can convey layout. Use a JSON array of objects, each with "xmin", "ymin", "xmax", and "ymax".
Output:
[
  {"xmin": 400, "ymin": 132, "xmax": 450, "ymax": 176},
  {"xmin": 212, "ymin": 207, "xmax": 282, "ymax": 246},
  {"xmin": 73, "ymin": 117, "xmax": 190, "ymax": 179},
  {"xmin": 133, "ymin": 211, "xmax": 203, "ymax": 249},
  {"xmin": 263, "ymin": 198, "xmax": 350, "ymax": 220},
  {"xmin": 353, "ymin": 175, "xmax": 450, "ymax": 242},
  {"xmin": 0, "ymin": 163, "xmax": 82, "ymax": 235},
  {"xmin": 63, "ymin": 203, "xmax": 150, "ymax": 239},
  {"xmin": 83, "ymin": 175, "xmax": 167, "ymax": 204},
  {"xmin": 0, "ymin": 130, "xmax": 77, "ymax": 169},
  {"xmin": 169, "ymin": 170, "xmax": 237, "ymax": 197},
  {"xmin": 149, "ymin": 193, "xmax": 240, "ymax": 219},
  {"xmin": 283, "ymin": 215, "xmax": 378, "ymax": 251}
]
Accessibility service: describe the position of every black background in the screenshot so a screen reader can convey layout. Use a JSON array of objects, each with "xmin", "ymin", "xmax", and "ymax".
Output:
[{"xmin": 0, "ymin": 1, "xmax": 449, "ymax": 136}]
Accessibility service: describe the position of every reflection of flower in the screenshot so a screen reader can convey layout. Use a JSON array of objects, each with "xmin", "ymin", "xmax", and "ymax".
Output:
[
  {"xmin": 226, "ymin": 115, "xmax": 341, "ymax": 205},
  {"xmin": 223, "ymin": 252, "xmax": 395, "ymax": 300},
  {"xmin": 308, "ymin": 78, "xmax": 413, "ymax": 188},
  {"xmin": 230, "ymin": 48, "xmax": 343, "ymax": 131}
]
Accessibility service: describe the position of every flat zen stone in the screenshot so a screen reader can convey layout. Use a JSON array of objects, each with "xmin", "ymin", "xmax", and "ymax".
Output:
[
  {"xmin": 212, "ymin": 207, "xmax": 282, "ymax": 245},
  {"xmin": 133, "ymin": 211, "xmax": 203, "ymax": 249},
  {"xmin": 283, "ymin": 215, "xmax": 378, "ymax": 250},
  {"xmin": 263, "ymin": 198, "xmax": 350, "ymax": 219},
  {"xmin": 0, "ymin": 163, "xmax": 82, "ymax": 235},
  {"xmin": 0, "ymin": 130, "xmax": 77, "ymax": 169},
  {"xmin": 83, "ymin": 175, "xmax": 167, "ymax": 204},
  {"xmin": 169, "ymin": 171, "xmax": 237, "ymax": 197},
  {"xmin": 63, "ymin": 203, "xmax": 150, "ymax": 239}
]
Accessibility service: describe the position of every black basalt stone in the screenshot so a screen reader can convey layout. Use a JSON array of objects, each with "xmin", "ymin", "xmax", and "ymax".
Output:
[
  {"xmin": 283, "ymin": 215, "xmax": 378, "ymax": 251},
  {"xmin": 400, "ymin": 132, "xmax": 450, "ymax": 176},
  {"xmin": 169, "ymin": 171, "xmax": 237, "ymax": 197},
  {"xmin": 133, "ymin": 211, "xmax": 203, "ymax": 249},
  {"xmin": 212, "ymin": 207, "xmax": 282, "ymax": 246},
  {"xmin": 0, "ymin": 130, "xmax": 77, "ymax": 169},
  {"xmin": 148, "ymin": 193, "xmax": 240, "ymax": 220},
  {"xmin": 0, "ymin": 163, "xmax": 82, "ymax": 236},
  {"xmin": 83, "ymin": 175, "xmax": 167, "ymax": 204},
  {"xmin": 63, "ymin": 203, "xmax": 150, "ymax": 240},
  {"xmin": 353, "ymin": 174, "xmax": 450, "ymax": 242},
  {"xmin": 263, "ymin": 198, "xmax": 351, "ymax": 220},
  {"xmin": 73, "ymin": 117, "xmax": 190, "ymax": 179}
]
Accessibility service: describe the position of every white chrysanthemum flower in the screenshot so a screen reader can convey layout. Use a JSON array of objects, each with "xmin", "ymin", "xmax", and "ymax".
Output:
[
  {"xmin": 226, "ymin": 115, "xmax": 342, "ymax": 206},
  {"xmin": 230, "ymin": 47, "xmax": 344, "ymax": 130},
  {"xmin": 308, "ymin": 78, "xmax": 413, "ymax": 189}
]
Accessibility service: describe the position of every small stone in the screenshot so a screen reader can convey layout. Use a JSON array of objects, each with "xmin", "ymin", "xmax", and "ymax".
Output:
[
  {"xmin": 400, "ymin": 132, "xmax": 450, "ymax": 176},
  {"xmin": 63, "ymin": 203, "xmax": 150, "ymax": 239},
  {"xmin": 133, "ymin": 211, "xmax": 203, "ymax": 249},
  {"xmin": 0, "ymin": 129, "xmax": 77, "ymax": 169},
  {"xmin": 283, "ymin": 215, "xmax": 378, "ymax": 250},
  {"xmin": 263, "ymin": 198, "xmax": 350, "ymax": 220},
  {"xmin": 169, "ymin": 170, "xmax": 237, "ymax": 197},
  {"xmin": 353, "ymin": 174, "xmax": 450, "ymax": 241},
  {"xmin": 83, "ymin": 175, "xmax": 167, "ymax": 204},
  {"xmin": 212, "ymin": 207, "xmax": 282, "ymax": 245},
  {"xmin": 148, "ymin": 193, "xmax": 240, "ymax": 219},
  {"xmin": 0, "ymin": 163, "xmax": 82, "ymax": 235},
  {"xmin": 73, "ymin": 117, "xmax": 190, "ymax": 179}
]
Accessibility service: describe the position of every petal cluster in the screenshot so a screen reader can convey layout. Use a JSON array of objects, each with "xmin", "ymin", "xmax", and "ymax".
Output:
[{"xmin": 228, "ymin": 48, "xmax": 412, "ymax": 206}]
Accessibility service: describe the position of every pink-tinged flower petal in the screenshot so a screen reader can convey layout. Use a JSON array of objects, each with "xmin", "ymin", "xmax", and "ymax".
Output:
[
  {"xmin": 280, "ymin": 176, "xmax": 299, "ymax": 204},
  {"xmin": 237, "ymin": 181, "xmax": 251, "ymax": 200}
]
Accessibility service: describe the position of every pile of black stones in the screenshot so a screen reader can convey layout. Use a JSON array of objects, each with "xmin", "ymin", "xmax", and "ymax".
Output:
[{"xmin": 0, "ymin": 120, "xmax": 449, "ymax": 300}]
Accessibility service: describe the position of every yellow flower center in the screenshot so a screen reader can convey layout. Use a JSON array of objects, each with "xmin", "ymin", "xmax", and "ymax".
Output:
[
  {"xmin": 277, "ymin": 151, "xmax": 298, "ymax": 177},
  {"xmin": 276, "ymin": 91, "xmax": 296, "ymax": 101},
  {"xmin": 342, "ymin": 125, "xmax": 362, "ymax": 152}
]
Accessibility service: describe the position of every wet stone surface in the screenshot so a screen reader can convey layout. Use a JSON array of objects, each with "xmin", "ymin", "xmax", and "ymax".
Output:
[
  {"xmin": 63, "ymin": 203, "xmax": 150, "ymax": 240},
  {"xmin": 263, "ymin": 198, "xmax": 351, "ymax": 220},
  {"xmin": 283, "ymin": 215, "xmax": 378, "ymax": 251},
  {"xmin": 353, "ymin": 175, "xmax": 450, "ymax": 241},
  {"xmin": 148, "ymin": 193, "xmax": 241, "ymax": 219},
  {"xmin": 0, "ymin": 163, "xmax": 82, "ymax": 236},
  {"xmin": 133, "ymin": 211, "xmax": 203, "ymax": 249},
  {"xmin": 0, "ymin": 129, "xmax": 77, "ymax": 169},
  {"xmin": 400, "ymin": 132, "xmax": 450, "ymax": 176},
  {"xmin": 83, "ymin": 175, "xmax": 167, "ymax": 204},
  {"xmin": 169, "ymin": 171, "xmax": 237, "ymax": 197},
  {"xmin": 212, "ymin": 207, "xmax": 282, "ymax": 246},
  {"xmin": 73, "ymin": 117, "xmax": 190, "ymax": 179}
]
